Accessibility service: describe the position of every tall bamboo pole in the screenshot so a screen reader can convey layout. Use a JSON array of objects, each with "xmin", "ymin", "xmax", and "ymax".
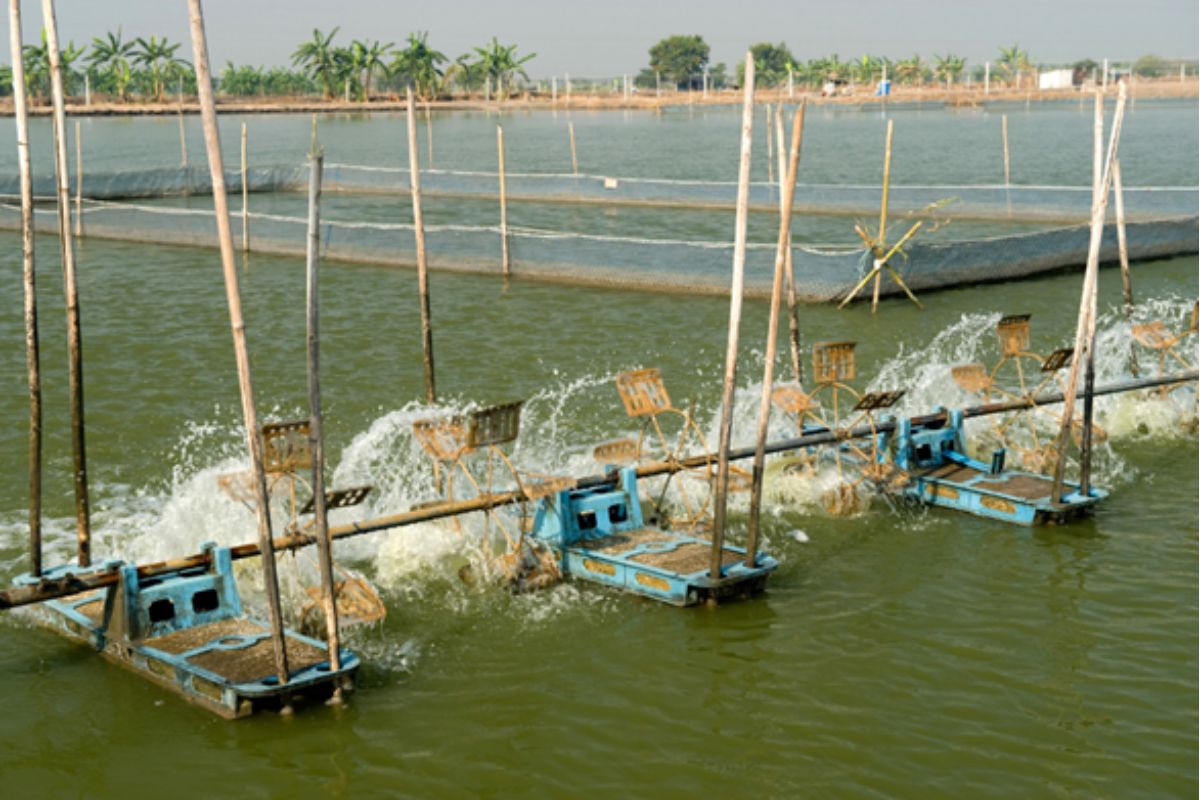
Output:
[
  {"xmin": 872, "ymin": 118, "xmax": 894, "ymax": 314},
  {"xmin": 303, "ymin": 147, "xmax": 343, "ymax": 692},
  {"xmin": 746, "ymin": 109, "xmax": 804, "ymax": 568},
  {"xmin": 1051, "ymin": 87, "xmax": 1127, "ymax": 501},
  {"xmin": 73, "ymin": 120, "xmax": 81, "ymax": 237},
  {"xmin": 178, "ymin": 106, "xmax": 188, "ymax": 168},
  {"xmin": 1002, "ymin": 113, "xmax": 1012, "ymax": 216},
  {"xmin": 709, "ymin": 53, "xmax": 756, "ymax": 581},
  {"xmin": 424, "ymin": 102, "xmax": 433, "ymax": 167},
  {"xmin": 568, "ymin": 121, "xmax": 579, "ymax": 175},
  {"xmin": 2, "ymin": 371, "xmax": 1194, "ymax": 612},
  {"xmin": 406, "ymin": 88, "xmax": 436, "ymax": 403},
  {"xmin": 1113, "ymin": 158, "xmax": 1137, "ymax": 375},
  {"xmin": 497, "ymin": 124, "xmax": 510, "ymax": 276},
  {"xmin": 41, "ymin": 0, "xmax": 90, "ymax": 567},
  {"xmin": 240, "ymin": 122, "xmax": 249, "ymax": 254},
  {"xmin": 11, "ymin": 0, "xmax": 42, "ymax": 576},
  {"xmin": 776, "ymin": 102, "xmax": 806, "ymax": 384},
  {"xmin": 765, "ymin": 103, "xmax": 774, "ymax": 186},
  {"xmin": 187, "ymin": 0, "xmax": 290, "ymax": 687}
]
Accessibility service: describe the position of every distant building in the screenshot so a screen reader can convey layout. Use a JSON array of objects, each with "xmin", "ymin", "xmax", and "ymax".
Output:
[{"xmin": 1038, "ymin": 69, "xmax": 1076, "ymax": 90}]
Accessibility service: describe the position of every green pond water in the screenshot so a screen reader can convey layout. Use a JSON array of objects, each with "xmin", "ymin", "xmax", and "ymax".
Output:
[{"xmin": 0, "ymin": 104, "xmax": 1197, "ymax": 798}]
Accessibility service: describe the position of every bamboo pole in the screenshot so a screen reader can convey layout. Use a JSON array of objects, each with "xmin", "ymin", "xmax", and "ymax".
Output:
[
  {"xmin": 42, "ymin": 0, "xmax": 91, "ymax": 567},
  {"xmin": 568, "ymin": 121, "xmax": 578, "ymax": 175},
  {"xmin": 424, "ymin": 101, "xmax": 433, "ymax": 167},
  {"xmin": 497, "ymin": 123, "xmax": 510, "ymax": 276},
  {"xmin": 709, "ymin": 52, "xmax": 756, "ymax": 582},
  {"xmin": 406, "ymin": 87, "xmax": 436, "ymax": 403},
  {"xmin": 187, "ymin": 0, "xmax": 290, "ymax": 687},
  {"xmin": 776, "ymin": 102, "xmax": 806, "ymax": 384},
  {"xmin": 73, "ymin": 120, "xmax": 82, "ymax": 237},
  {"xmin": 746, "ymin": 108, "xmax": 804, "ymax": 568},
  {"xmin": 240, "ymin": 122, "xmax": 249, "ymax": 254},
  {"xmin": 873, "ymin": 118, "xmax": 894, "ymax": 314},
  {"xmin": 1051, "ymin": 86, "xmax": 1127, "ymax": 501},
  {"xmin": 178, "ymin": 105, "xmax": 188, "ymax": 168},
  {"xmin": 1002, "ymin": 113, "xmax": 1012, "ymax": 216},
  {"xmin": 765, "ymin": 103, "xmax": 774, "ymax": 186},
  {"xmin": 10, "ymin": 0, "xmax": 42, "ymax": 576},
  {"xmin": 1113, "ymin": 159, "xmax": 1138, "ymax": 376},
  {"xmin": 5, "ymin": 369, "xmax": 1192, "ymax": 612},
  {"xmin": 304, "ymin": 147, "xmax": 343, "ymax": 693}
]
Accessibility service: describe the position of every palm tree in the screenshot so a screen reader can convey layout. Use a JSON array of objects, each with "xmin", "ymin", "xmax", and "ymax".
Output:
[
  {"xmin": 471, "ymin": 37, "xmax": 535, "ymax": 98},
  {"xmin": 443, "ymin": 55, "xmax": 482, "ymax": 96},
  {"xmin": 292, "ymin": 27, "xmax": 341, "ymax": 99},
  {"xmin": 23, "ymin": 30, "xmax": 86, "ymax": 101},
  {"xmin": 934, "ymin": 53, "xmax": 966, "ymax": 88},
  {"xmin": 334, "ymin": 42, "xmax": 365, "ymax": 100},
  {"xmin": 391, "ymin": 32, "xmax": 447, "ymax": 100},
  {"xmin": 894, "ymin": 54, "xmax": 926, "ymax": 85},
  {"xmin": 851, "ymin": 54, "xmax": 882, "ymax": 85},
  {"xmin": 357, "ymin": 39, "xmax": 392, "ymax": 100},
  {"xmin": 133, "ymin": 35, "xmax": 188, "ymax": 101},
  {"xmin": 997, "ymin": 44, "xmax": 1030, "ymax": 86},
  {"xmin": 89, "ymin": 29, "xmax": 135, "ymax": 101}
]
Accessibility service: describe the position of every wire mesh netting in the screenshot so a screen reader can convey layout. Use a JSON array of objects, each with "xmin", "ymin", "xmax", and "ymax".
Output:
[
  {"xmin": 0, "ymin": 193, "xmax": 1192, "ymax": 302},
  {"xmin": 0, "ymin": 163, "xmax": 1195, "ymax": 221},
  {"xmin": 321, "ymin": 163, "xmax": 1198, "ymax": 222}
]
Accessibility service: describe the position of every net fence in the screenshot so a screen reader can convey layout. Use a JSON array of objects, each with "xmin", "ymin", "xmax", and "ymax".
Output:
[
  {"xmin": 0, "ymin": 162, "xmax": 1194, "ymax": 222},
  {"xmin": 0, "ymin": 195, "xmax": 1193, "ymax": 302}
]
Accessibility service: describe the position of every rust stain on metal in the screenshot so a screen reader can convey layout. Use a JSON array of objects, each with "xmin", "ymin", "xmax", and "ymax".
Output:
[
  {"xmin": 980, "ymin": 496, "xmax": 1017, "ymax": 514},
  {"xmin": 635, "ymin": 573, "xmax": 671, "ymax": 592},
  {"xmin": 581, "ymin": 559, "xmax": 616, "ymax": 576}
]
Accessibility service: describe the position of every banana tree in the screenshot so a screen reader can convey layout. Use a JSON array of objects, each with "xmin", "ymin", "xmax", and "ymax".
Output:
[
  {"xmin": 133, "ymin": 35, "xmax": 188, "ymax": 101},
  {"xmin": 347, "ymin": 39, "xmax": 391, "ymax": 100},
  {"xmin": 391, "ymin": 32, "xmax": 446, "ymax": 100},
  {"xmin": 997, "ymin": 44, "xmax": 1030, "ymax": 86},
  {"xmin": 23, "ymin": 31, "xmax": 86, "ymax": 101},
  {"xmin": 292, "ymin": 27, "xmax": 341, "ymax": 99},
  {"xmin": 934, "ymin": 53, "xmax": 966, "ymax": 88},
  {"xmin": 894, "ymin": 54, "xmax": 926, "ymax": 85},
  {"xmin": 89, "ymin": 30, "xmax": 135, "ymax": 100},
  {"xmin": 471, "ymin": 37, "xmax": 536, "ymax": 99}
]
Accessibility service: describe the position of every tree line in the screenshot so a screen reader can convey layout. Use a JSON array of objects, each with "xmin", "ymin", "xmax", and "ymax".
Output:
[
  {"xmin": 637, "ymin": 36, "xmax": 1189, "ymax": 91},
  {"xmin": 0, "ymin": 27, "xmax": 536, "ymax": 102}
]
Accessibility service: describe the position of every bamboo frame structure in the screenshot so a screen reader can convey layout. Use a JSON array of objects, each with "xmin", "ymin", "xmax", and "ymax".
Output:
[
  {"xmin": 745, "ymin": 108, "xmax": 804, "ymax": 567},
  {"xmin": 304, "ymin": 148, "xmax": 343, "ymax": 686},
  {"xmin": 2, "ymin": 370, "xmax": 1191, "ymax": 613},
  {"xmin": 709, "ymin": 53, "xmax": 755, "ymax": 581},
  {"xmin": 42, "ymin": 0, "xmax": 91, "ymax": 567},
  {"xmin": 187, "ymin": 0, "xmax": 290, "ymax": 687},
  {"xmin": 1051, "ymin": 86, "xmax": 1127, "ymax": 500},
  {"xmin": 10, "ymin": 0, "xmax": 41, "ymax": 576},
  {"xmin": 406, "ymin": 87, "xmax": 437, "ymax": 403}
]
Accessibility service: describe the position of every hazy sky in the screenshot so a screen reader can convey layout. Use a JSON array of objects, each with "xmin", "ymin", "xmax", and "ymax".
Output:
[{"xmin": 6, "ymin": 0, "xmax": 1198, "ymax": 76}]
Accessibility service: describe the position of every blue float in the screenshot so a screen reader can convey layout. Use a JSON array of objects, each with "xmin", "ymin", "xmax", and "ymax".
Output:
[
  {"xmin": 529, "ymin": 467, "xmax": 778, "ymax": 605},
  {"xmin": 15, "ymin": 543, "xmax": 357, "ymax": 718}
]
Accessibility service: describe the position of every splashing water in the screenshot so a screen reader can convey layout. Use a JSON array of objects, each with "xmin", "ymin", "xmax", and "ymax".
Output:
[{"xmin": 1, "ymin": 299, "xmax": 1193, "ymax": 643}]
